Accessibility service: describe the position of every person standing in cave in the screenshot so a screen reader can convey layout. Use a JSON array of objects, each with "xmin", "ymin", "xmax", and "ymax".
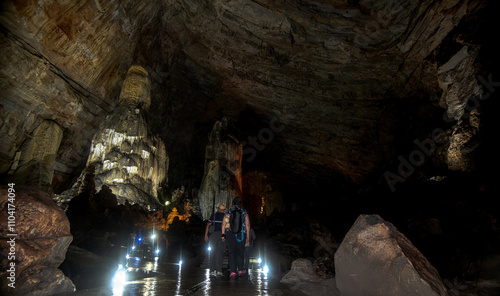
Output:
[
  {"xmin": 204, "ymin": 203, "xmax": 227, "ymax": 277},
  {"xmin": 221, "ymin": 197, "xmax": 251, "ymax": 278}
]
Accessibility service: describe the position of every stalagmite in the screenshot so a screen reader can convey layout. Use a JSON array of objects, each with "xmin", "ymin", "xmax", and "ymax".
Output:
[
  {"xmin": 198, "ymin": 117, "xmax": 242, "ymax": 220},
  {"xmin": 6, "ymin": 120, "xmax": 63, "ymax": 192},
  {"xmin": 56, "ymin": 66, "xmax": 168, "ymax": 209}
]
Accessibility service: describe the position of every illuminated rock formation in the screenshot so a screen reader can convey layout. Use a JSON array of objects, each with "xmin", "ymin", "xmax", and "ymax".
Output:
[
  {"xmin": 165, "ymin": 205, "xmax": 191, "ymax": 229},
  {"xmin": 198, "ymin": 118, "xmax": 242, "ymax": 220},
  {"xmin": 58, "ymin": 66, "xmax": 168, "ymax": 209},
  {"xmin": 84, "ymin": 65, "xmax": 167, "ymax": 208}
]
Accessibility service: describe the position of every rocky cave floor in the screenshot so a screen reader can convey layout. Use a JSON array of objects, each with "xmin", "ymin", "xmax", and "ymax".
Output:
[{"xmin": 47, "ymin": 170, "xmax": 500, "ymax": 296}]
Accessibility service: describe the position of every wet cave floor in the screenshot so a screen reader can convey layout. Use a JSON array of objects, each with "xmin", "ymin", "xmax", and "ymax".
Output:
[{"xmin": 57, "ymin": 257, "xmax": 303, "ymax": 296}]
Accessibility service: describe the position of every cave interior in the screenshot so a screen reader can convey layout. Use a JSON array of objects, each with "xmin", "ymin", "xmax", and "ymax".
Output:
[{"xmin": 1, "ymin": 0, "xmax": 500, "ymax": 294}]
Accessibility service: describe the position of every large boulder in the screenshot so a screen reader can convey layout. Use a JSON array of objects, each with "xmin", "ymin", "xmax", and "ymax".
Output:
[
  {"xmin": 281, "ymin": 258, "xmax": 340, "ymax": 296},
  {"xmin": 59, "ymin": 245, "xmax": 118, "ymax": 290},
  {"xmin": 475, "ymin": 253, "xmax": 500, "ymax": 296},
  {"xmin": 0, "ymin": 185, "xmax": 75, "ymax": 295},
  {"xmin": 335, "ymin": 214, "xmax": 448, "ymax": 296}
]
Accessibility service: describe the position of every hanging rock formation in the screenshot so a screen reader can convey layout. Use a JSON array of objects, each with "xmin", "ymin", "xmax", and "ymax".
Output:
[
  {"xmin": 335, "ymin": 214, "xmax": 448, "ymax": 296},
  {"xmin": 57, "ymin": 66, "xmax": 168, "ymax": 209},
  {"xmin": 0, "ymin": 0, "xmax": 495, "ymax": 195},
  {"xmin": 0, "ymin": 0, "xmax": 165, "ymax": 192},
  {"xmin": 198, "ymin": 118, "xmax": 242, "ymax": 220}
]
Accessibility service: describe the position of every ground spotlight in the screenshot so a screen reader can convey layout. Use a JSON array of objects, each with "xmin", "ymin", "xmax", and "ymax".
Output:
[
  {"xmin": 207, "ymin": 246, "xmax": 211, "ymax": 251},
  {"xmin": 112, "ymin": 264, "xmax": 126, "ymax": 295},
  {"xmin": 262, "ymin": 265, "xmax": 269, "ymax": 274},
  {"xmin": 179, "ymin": 260, "xmax": 183, "ymax": 265}
]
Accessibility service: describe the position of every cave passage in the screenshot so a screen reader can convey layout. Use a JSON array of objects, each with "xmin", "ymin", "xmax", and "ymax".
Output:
[
  {"xmin": 56, "ymin": 240, "xmax": 302, "ymax": 296},
  {"xmin": 1, "ymin": 0, "xmax": 500, "ymax": 295}
]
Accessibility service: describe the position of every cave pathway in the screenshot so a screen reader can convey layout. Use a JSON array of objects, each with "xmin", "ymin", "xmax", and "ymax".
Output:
[{"xmin": 57, "ymin": 259, "xmax": 303, "ymax": 296}]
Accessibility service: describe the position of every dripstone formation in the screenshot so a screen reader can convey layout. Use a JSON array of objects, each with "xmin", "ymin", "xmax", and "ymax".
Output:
[
  {"xmin": 198, "ymin": 117, "xmax": 242, "ymax": 220},
  {"xmin": 57, "ymin": 66, "xmax": 168, "ymax": 209}
]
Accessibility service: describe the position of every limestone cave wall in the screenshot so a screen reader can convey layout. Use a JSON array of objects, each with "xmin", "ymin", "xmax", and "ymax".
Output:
[
  {"xmin": 1, "ymin": 0, "xmax": 498, "ymax": 196},
  {"xmin": 0, "ymin": 0, "xmax": 499, "ymax": 294}
]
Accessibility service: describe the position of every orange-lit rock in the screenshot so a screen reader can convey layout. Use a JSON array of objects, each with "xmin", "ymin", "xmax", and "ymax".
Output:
[{"xmin": 165, "ymin": 206, "xmax": 191, "ymax": 230}]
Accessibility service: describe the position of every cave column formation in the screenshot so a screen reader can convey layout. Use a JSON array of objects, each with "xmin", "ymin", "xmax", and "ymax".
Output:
[
  {"xmin": 5, "ymin": 120, "xmax": 63, "ymax": 192},
  {"xmin": 56, "ymin": 66, "xmax": 168, "ymax": 209},
  {"xmin": 198, "ymin": 117, "xmax": 243, "ymax": 220}
]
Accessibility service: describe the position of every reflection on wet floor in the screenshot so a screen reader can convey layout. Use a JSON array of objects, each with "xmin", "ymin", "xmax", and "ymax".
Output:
[{"xmin": 60, "ymin": 258, "xmax": 305, "ymax": 296}]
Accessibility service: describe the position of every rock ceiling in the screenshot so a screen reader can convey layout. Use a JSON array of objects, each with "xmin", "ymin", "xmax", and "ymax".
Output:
[{"xmin": 0, "ymin": 0, "xmax": 498, "ymax": 195}]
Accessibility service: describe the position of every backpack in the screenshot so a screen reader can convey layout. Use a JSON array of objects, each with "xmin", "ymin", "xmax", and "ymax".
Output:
[{"xmin": 230, "ymin": 207, "xmax": 242, "ymax": 234}]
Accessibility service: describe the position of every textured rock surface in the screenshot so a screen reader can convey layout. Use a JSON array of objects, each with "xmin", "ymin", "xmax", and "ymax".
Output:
[
  {"xmin": 1, "ymin": 0, "xmax": 495, "ymax": 194},
  {"xmin": 335, "ymin": 214, "xmax": 448, "ymax": 296},
  {"xmin": 198, "ymin": 117, "xmax": 242, "ymax": 219},
  {"xmin": 0, "ymin": 1, "xmax": 497, "ymax": 293},
  {"xmin": 159, "ymin": 0, "xmax": 490, "ymax": 183},
  {"xmin": 6, "ymin": 120, "xmax": 63, "ymax": 192},
  {"xmin": 59, "ymin": 245, "xmax": 117, "ymax": 290},
  {"xmin": 475, "ymin": 253, "xmax": 500, "ymax": 296},
  {"xmin": 0, "ymin": 0, "xmax": 160, "ymax": 190},
  {"xmin": 0, "ymin": 186, "xmax": 75, "ymax": 295},
  {"xmin": 58, "ymin": 66, "xmax": 168, "ymax": 209},
  {"xmin": 281, "ymin": 258, "xmax": 340, "ymax": 296},
  {"xmin": 16, "ymin": 265, "xmax": 75, "ymax": 296}
]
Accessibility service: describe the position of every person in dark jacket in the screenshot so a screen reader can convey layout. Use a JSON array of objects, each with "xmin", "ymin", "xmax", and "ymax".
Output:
[
  {"xmin": 204, "ymin": 203, "xmax": 227, "ymax": 277},
  {"xmin": 221, "ymin": 197, "xmax": 250, "ymax": 278}
]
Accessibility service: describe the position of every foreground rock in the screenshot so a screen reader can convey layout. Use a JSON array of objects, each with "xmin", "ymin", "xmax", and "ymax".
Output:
[
  {"xmin": 0, "ymin": 186, "xmax": 75, "ymax": 295},
  {"xmin": 475, "ymin": 253, "xmax": 500, "ymax": 296},
  {"xmin": 59, "ymin": 245, "xmax": 118, "ymax": 290},
  {"xmin": 335, "ymin": 214, "xmax": 448, "ymax": 296},
  {"xmin": 281, "ymin": 258, "xmax": 339, "ymax": 296}
]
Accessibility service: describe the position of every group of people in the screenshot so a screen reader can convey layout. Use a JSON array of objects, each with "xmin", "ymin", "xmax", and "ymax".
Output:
[{"xmin": 204, "ymin": 196, "xmax": 255, "ymax": 278}]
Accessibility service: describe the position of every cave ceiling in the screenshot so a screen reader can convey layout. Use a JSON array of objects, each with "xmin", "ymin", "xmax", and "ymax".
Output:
[{"xmin": 0, "ymin": 0, "xmax": 498, "ymax": 193}]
